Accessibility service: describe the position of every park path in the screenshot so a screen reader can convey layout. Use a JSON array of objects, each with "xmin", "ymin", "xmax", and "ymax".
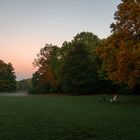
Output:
[{"xmin": 0, "ymin": 91, "xmax": 29, "ymax": 96}]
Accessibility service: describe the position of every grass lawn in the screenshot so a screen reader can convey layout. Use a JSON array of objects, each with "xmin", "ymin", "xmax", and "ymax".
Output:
[{"xmin": 0, "ymin": 95, "xmax": 140, "ymax": 140}]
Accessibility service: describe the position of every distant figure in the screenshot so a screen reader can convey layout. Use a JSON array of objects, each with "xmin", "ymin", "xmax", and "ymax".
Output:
[
  {"xmin": 110, "ymin": 85, "xmax": 119, "ymax": 103},
  {"xmin": 99, "ymin": 95, "xmax": 107, "ymax": 102},
  {"xmin": 110, "ymin": 94, "xmax": 117, "ymax": 103}
]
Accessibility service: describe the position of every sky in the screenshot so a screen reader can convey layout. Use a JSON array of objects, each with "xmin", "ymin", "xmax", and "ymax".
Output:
[{"xmin": 0, "ymin": 0, "xmax": 121, "ymax": 80}]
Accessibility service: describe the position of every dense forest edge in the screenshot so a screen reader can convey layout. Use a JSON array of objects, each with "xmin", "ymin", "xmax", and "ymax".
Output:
[{"xmin": 0, "ymin": 0, "xmax": 140, "ymax": 95}]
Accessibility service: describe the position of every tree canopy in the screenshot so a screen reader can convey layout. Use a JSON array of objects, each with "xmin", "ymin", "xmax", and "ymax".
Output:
[
  {"xmin": 30, "ymin": 32, "xmax": 101, "ymax": 94},
  {"xmin": 97, "ymin": 0, "xmax": 140, "ymax": 92},
  {"xmin": 30, "ymin": 0, "xmax": 140, "ymax": 94},
  {"xmin": 110, "ymin": 0, "xmax": 140, "ymax": 40}
]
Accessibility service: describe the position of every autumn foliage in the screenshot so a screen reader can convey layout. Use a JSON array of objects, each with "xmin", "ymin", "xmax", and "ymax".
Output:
[
  {"xmin": 97, "ymin": 0, "xmax": 140, "ymax": 90},
  {"xmin": 30, "ymin": 0, "xmax": 140, "ymax": 94}
]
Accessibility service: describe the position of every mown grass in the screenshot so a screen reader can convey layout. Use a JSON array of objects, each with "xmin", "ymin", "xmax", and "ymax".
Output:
[{"xmin": 0, "ymin": 95, "xmax": 140, "ymax": 140}]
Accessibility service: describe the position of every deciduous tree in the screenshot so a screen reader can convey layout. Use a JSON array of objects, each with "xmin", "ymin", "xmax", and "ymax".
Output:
[
  {"xmin": 31, "ymin": 44, "xmax": 61, "ymax": 93},
  {"xmin": 97, "ymin": 0, "xmax": 140, "ymax": 95}
]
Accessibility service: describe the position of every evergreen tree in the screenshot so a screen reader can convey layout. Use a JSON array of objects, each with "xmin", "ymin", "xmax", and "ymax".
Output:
[
  {"xmin": 0, "ymin": 60, "xmax": 16, "ymax": 91},
  {"xmin": 62, "ymin": 42, "xmax": 99, "ymax": 94}
]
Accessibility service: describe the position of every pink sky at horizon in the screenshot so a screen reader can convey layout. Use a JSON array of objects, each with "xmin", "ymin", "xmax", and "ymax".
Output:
[
  {"xmin": 0, "ymin": 32, "xmax": 50, "ymax": 80},
  {"xmin": 0, "ymin": 28, "xmax": 75, "ymax": 80},
  {"xmin": 0, "ymin": 41, "xmax": 39, "ymax": 80},
  {"xmin": 0, "ymin": 32, "xmax": 73, "ymax": 80},
  {"xmin": 0, "ymin": 0, "xmax": 121, "ymax": 80}
]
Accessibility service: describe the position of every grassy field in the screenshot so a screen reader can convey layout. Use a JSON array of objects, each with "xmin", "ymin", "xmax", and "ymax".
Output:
[{"xmin": 0, "ymin": 95, "xmax": 140, "ymax": 140}]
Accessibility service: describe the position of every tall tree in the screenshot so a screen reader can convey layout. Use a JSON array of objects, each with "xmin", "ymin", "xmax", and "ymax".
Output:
[
  {"xmin": 73, "ymin": 32, "xmax": 100, "ymax": 51},
  {"xmin": 60, "ymin": 32, "xmax": 101, "ymax": 94},
  {"xmin": 97, "ymin": 0, "xmax": 140, "ymax": 95},
  {"xmin": 62, "ymin": 42, "xmax": 99, "ymax": 94},
  {"xmin": 31, "ymin": 44, "xmax": 61, "ymax": 93}
]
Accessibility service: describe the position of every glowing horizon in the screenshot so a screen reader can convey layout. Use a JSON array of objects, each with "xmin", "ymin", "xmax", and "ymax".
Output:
[{"xmin": 0, "ymin": 0, "xmax": 121, "ymax": 80}]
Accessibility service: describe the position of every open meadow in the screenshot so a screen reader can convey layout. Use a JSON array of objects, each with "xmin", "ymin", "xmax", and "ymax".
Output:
[{"xmin": 0, "ymin": 94, "xmax": 140, "ymax": 140}]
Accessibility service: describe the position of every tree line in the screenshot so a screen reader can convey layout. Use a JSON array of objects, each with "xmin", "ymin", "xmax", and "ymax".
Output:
[
  {"xmin": 0, "ymin": 60, "xmax": 32, "ymax": 92},
  {"xmin": 0, "ymin": 0, "xmax": 139, "ymax": 94},
  {"xmin": 29, "ymin": 0, "xmax": 140, "ymax": 94}
]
